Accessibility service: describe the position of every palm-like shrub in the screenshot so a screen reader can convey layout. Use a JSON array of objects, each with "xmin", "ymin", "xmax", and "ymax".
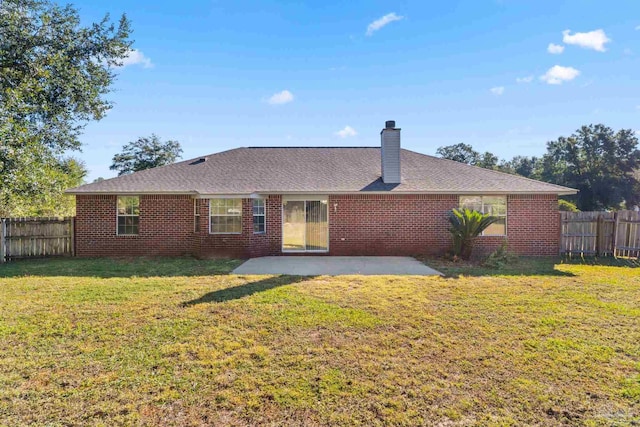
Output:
[{"xmin": 448, "ymin": 208, "xmax": 498, "ymax": 260}]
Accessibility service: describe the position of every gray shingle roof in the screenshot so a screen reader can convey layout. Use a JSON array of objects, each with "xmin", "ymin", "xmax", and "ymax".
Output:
[{"xmin": 67, "ymin": 147, "xmax": 577, "ymax": 195}]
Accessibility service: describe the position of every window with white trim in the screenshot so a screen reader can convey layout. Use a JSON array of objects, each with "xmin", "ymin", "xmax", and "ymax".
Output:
[
  {"xmin": 459, "ymin": 196, "xmax": 507, "ymax": 236},
  {"xmin": 210, "ymin": 199, "xmax": 242, "ymax": 234},
  {"xmin": 117, "ymin": 196, "xmax": 139, "ymax": 235},
  {"xmin": 194, "ymin": 199, "xmax": 200, "ymax": 232},
  {"xmin": 253, "ymin": 199, "xmax": 265, "ymax": 233}
]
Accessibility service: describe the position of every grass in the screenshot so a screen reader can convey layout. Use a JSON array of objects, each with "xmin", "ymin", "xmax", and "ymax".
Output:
[{"xmin": 0, "ymin": 257, "xmax": 638, "ymax": 426}]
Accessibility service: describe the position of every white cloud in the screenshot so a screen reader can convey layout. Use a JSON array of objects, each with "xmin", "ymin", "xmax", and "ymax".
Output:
[
  {"xmin": 366, "ymin": 13, "xmax": 403, "ymax": 36},
  {"xmin": 516, "ymin": 75, "xmax": 534, "ymax": 83},
  {"xmin": 562, "ymin": 29, "xmax": 611, "ymax": 52},
  {"xmin": 540, "ymin": 65, "xmax": 580, "ymax": 85},
  {"xmin": 335, "ymin": 126, "xmax": 357, "ymax": 138},
  {"xmin": 267, "ymin": 90, "xmax": 294, "ymax": 105},
  {"xmin": 490, "ymin": 86, "xmax": 505, "ymax": 95},
  {"xmin": 121, "ymin": 49, "xmax": 153, "ymax": 68},
  {"xmin": 547, "ymin": 43, "xmax": 565, "ymax": 54}
]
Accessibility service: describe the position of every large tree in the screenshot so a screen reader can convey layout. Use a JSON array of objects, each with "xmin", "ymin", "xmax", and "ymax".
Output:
[
  {"xmin": 110, "ymin": 135, "xmax": 183, "ymax": 175},
  {"xmin": 0, "ymin": 156, "xmax": 87, "ymax": 217},
  {"xmin": 542, "ymin": 124, "xmax": 640, "ymax": 211},
  {"xmin": 0, "ymin": 0, "xmax": 131, "ymax": 215},
  {"xmin": 436, "ymin": 143, "xmax": 480, "ymax": 165},
  {"xmin": 435, "ymin": 125, "xmax": 640, "ymax": 211},
  {"xmin": 499, "ymin": 155, "xmax": 540, "ymax": 178},
  {"xmin": 436, "ymin": 143, "xmax": 500, "ymax": 170},
  {"xmin": 475, "ymin": 151, "xmax": 499, "ymax": 170}
]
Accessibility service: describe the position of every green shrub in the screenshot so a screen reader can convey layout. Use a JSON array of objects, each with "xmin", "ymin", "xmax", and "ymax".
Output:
[
  {"xmin": 559, "ymin": 199, "xmax": 579, "ymax": 212},
  {"xmin": 447, "ymin": 208, "xmax": 498, "ymax": 260},
  {"xmin": 483, "ymin": 241, "xmax": 519, "ymax": 268}
]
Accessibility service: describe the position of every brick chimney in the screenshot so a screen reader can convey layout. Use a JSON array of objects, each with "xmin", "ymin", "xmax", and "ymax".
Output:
[{"xmin": 381, "ymin": 120, "xmax": 401, "ymax": 184}]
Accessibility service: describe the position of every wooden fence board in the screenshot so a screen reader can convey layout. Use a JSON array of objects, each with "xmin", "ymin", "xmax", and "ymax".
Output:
[
  {"xmin": 0, "ymin": 219, "xmax": 5, "ymax": 263},
  {"xmin": 0, "ymin": 217, "xmax": 74, "ymax": 262},
  {"xmin": 615, "ymin": 210, "xmax": 640, "ymax": 258},
  {"xmin": 560, "ymin": 210, "xmax": 640, "ymax": 258}
]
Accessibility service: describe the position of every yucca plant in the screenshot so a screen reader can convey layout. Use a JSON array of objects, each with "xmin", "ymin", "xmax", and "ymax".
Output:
[{"xmin": 448, "ymin": 208, "xmax": 498, "ymax": 260}]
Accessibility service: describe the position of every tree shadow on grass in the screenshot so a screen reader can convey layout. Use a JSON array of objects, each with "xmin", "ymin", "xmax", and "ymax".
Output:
[
  {"xmin": 561, "ymin": 256, "xmax": 640, "ymax": 268},
  {"xmin": 426, "ymin": 257, "xmax": 577, "ymax": 278},
  {"xmin": 0, "ymin": 257, "xmax": 243, "ymax": 278},
  {"xmin": 429, "ymin": 255, "xmax": 639, "ymax": 278},
  {"xmin": 182, "ymin": 275, "xmax": 312, "ymax": 305}
]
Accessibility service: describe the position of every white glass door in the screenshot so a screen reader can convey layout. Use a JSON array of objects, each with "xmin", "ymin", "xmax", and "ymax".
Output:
[
  {"xmin": 282, "ymin": 199, "xmax": 328, "ymax": 252},
  {"xmin": 282, "ymin": 200, "xmax": 306, "ymax": 251}
]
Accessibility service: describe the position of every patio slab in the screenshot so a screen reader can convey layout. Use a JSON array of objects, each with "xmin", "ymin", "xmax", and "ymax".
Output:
[{"xmin": 232, "ymin": 256, "xmax": 442, "ymax": 276}]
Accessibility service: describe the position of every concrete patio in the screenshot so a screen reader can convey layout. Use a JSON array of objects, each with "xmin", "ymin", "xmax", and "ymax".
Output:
[{"xmin": 232, "ymin": 256, "xmax": 442, "ymax": 276}]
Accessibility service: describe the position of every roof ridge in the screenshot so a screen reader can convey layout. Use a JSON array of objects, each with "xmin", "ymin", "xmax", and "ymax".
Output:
[{"xmin": 246, "ymin": 146, "xmax": 379, "ymax": 149}]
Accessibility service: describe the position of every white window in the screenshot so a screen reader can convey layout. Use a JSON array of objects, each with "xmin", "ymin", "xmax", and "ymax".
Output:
[
  {"xmin": 459, "ymin": 196, "xmax": 507, "ymax": 236},
  {"xmin": 253, "ymin": 199, "xmax": 266, "ymax": 233},
  {"xmin": 194, "ymin": 199, "xmax": 200, "ymax": 232},
  {"xmin": 210, "ymin": 199, "xmax": 242, "ymax": 234},
  {"xmin": 117, "ymin": 196, "xmax": 139, "ymax": 235}
]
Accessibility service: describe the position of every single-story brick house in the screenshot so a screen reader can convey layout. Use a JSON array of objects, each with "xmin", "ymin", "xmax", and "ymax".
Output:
[{"xmin": 67, "ymin": 121, "xmax": 576, "ymax": 258}]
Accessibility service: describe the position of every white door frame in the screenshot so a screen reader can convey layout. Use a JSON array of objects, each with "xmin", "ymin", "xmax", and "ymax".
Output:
[{"xmin": 281, "ymin": 195, "xmax": 329, "ymax": 253}]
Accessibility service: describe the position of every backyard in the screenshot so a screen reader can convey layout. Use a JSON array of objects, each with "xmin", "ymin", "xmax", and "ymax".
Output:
[{"xmin": 0, "ymin": 257, "xmax": 638, "ymax": 426}]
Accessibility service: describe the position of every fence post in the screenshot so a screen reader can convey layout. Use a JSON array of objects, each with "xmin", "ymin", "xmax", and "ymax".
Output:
[
  {"xmin": 612, "ymin": 211, "xmax": 619, "ymax": 257},
  {"xmin": 559, "ymin": 211, "xmax": 563, "ymax": 256},
  {"xmin": 0, "ymin": 218, "xmax": 5, "ymax": 263},
  {"xmin": 70, "ymin": 217, "xmax": 75, "ymax": 257},
  {"xmin": 595, "ymin": 214, "xmax": 603, "ymax": 256}
]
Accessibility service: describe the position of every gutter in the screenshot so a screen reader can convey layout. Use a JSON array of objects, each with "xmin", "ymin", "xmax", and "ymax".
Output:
[{"xmin": 66, "ymin": 189, "xmax": 578, "ymax": 197}]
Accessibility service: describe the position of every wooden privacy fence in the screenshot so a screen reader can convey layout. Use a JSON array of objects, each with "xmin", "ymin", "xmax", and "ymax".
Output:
[
  {"xmin": 0, "ymin": 217, "xmax": 74, "ymax": 262},
  {"xmin": 560, "ymin": 210, "xmax": 640, "ymax": 258}
]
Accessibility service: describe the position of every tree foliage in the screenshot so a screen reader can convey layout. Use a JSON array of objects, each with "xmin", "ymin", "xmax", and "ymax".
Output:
[
  {"xmin": 448, "ymin": 208, "xmax": 498, "ymax": 260},
  {"xmin": 558, "ymin": 199, "xmax": 579, "ymax": 212},
  {"xmin": 435, "ymin": 143, "xmax": 499, "ymax": 170},
  {"xmin": 475, "ymin": 151, "xmax": 499, "ymax": 170},
  {"xmin": 542, "ymin": 125, "xmax": 640, "ymax": 211},
  {"xmin": 0, "ymin": 157, "xmax": 87, "ymax": 217},
  {"xmin": 436, "ymin": 143, "xmax": 480, "ymax": 165},
  {"xmin": 499, "ymin": 155, "xmax": 540, "ymax": 179},
  {"xmin": 436, "ymin": 124, "xmax": 640, "ymax": 211},
  {"xmin": 0, "ymin": 0, "xmax": 131, "ymax": 215},
  {"xmin": 110, "ymin": 135, "xmax": 183, "ymax": 175}
]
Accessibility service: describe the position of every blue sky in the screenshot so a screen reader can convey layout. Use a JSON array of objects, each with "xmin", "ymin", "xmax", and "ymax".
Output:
[{"xmin": 74, "ymin": 0, "xmax": 640, "ymax": 181}]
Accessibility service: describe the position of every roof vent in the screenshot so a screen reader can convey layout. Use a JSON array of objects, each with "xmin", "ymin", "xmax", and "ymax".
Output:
[
  {"xmin": 189, "ymin": 157, "xmax": 207, "ymax": 165},
  {"xmin": 385, "ymin": 120, "xmax": 396, "ymax": 129}
]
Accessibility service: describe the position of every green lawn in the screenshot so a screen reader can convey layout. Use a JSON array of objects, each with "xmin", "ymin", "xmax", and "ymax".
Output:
[{"xmin": 0, "ymin": 257, "xmax": 638, "ymax": 426}]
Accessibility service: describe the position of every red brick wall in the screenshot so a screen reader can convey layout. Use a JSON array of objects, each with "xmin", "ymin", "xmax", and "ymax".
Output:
[
  {"xmin": 248, "ymin": 195, "xmax": 282, "ymax": 257},
  {"xmin": 328, "ymin": 194, "xmax": 559, "ymax": 257},
  {"xmin": 195, "ymin": 196, "xmax": 282, "ymax": 258},
  {"xmin": 75, "ymin": 193, "xmax": 559, "ymax": 258},
  {"xmin": 328, "ymin": 194, "xmax": 457, "ymax": 256},
  {"xmin": 194, "ymin": 197, "xmax": 252, "ymax": 258},
  {"xmin": 505, "ymin": 194, "xmax": 560, "ymax": 256},
  {"xmin": 75, "ymin": 194, "xmax": 194, "ymax": 257},
  {"xmin": 329, "ymin": 194, "xmax": 560, "ymax": 256}
]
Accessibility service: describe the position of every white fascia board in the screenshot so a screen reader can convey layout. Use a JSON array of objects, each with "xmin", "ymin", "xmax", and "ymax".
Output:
[{"xmin": 195, "ymin": 194, "xmax": 254, "ymax": 199}]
